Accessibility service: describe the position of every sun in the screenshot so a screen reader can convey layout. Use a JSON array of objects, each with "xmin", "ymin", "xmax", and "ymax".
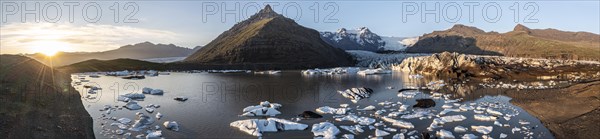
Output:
[{"xmin": 31, "ymin": 41, "xmax": 70, "ymax": 57}]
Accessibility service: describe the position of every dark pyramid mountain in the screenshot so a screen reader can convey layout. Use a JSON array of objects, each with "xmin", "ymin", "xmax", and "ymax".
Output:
[{"xmin": 184, "ymin": 5, "xmax": 354, "ymax": 69}]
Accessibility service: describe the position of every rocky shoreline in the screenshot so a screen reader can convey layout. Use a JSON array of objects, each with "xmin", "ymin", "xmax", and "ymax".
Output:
[{"xmin": 393, "ymin": 52, "xmax": 600, "ymax": 139}]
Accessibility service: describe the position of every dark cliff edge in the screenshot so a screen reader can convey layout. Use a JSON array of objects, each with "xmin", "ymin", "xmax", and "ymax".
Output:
[{"xmin": 0, "ymin": 54, "xmax": 94, "ymax": 138}]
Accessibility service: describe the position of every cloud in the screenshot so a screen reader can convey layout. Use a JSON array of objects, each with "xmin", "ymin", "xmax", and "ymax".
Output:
[{"xmin": 0, "ymin": 22, "xmax": 181, "ymax": 54}]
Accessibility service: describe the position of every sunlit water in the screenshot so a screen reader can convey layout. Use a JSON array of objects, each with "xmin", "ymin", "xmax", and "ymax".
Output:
[{"xmin": 73, "ymin": 71, "xmax": 553, "ymax": 138}]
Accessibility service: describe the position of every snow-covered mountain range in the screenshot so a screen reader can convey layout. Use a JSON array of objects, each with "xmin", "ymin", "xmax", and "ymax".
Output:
[{"xmin": 320, "ymin": 27, "xmax": 417, "ymax": 52}]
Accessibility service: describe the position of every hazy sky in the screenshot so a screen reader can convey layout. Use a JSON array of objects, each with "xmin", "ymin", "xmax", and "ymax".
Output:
[{"xmin": 1, "ymin": 0, "xmax": 599, "ymax": 54}]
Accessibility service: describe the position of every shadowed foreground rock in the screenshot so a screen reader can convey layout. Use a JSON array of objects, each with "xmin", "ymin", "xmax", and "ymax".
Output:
[{"xmin": 0, "ymin": 55, "xmax": 94, "ymax": 139}]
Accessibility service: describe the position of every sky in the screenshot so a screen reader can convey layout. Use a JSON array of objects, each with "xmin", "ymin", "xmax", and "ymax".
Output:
[{"xmin": 1, "ymin": 0, "xmax": 599, "ymax": 55}]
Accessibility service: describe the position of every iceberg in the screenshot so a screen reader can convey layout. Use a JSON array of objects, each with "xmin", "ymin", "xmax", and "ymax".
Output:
[
  {"xmin": 392, "ymin": 133, "xmax": 405, "ymax": 139},
  {"xmin": 163, "ymin": 121, "xmax": 180, "ymax": 131},
  {"xmin": 340, "ymin": 125, "xmax": 364, "ymax": 135},
  {"xmin": 124, "ymin": 102, "xmax": 143, "ymax": 110},
  {"xmin": 359, "ymin": 105, "xmax": 376, "ymax": 111},
  {"xmin": 336, "ymin": 114, "xmax": 376, "ymax": 125},
  {"xmin": 117, "ymin": 118, "xmax": 132, "ymax": 124},
  {"xmin": 454, "ymin": 126, "xmax": 467, "ymax": 133},
  {"xmin": 375, "ymin": 129, "xmax": 390, "ymax": 137},
  {"xmin": 432, "ymin": 115, "xmax": 467, "ymax": 125},
  {"xmin": 174, "ymin": 96, "xmax": 188, "ymax": 101},
  {"xmin": 311, "ymin": 122, "xmax": 340, "ymax": 138},
  {"xmin": 461, "ymin": 134, "xmax": 478, "ymax": 139},
  {"xmin": 142, "ymin": 87, "xmax": 153, "ymax": 94},
  {"xmin": 121, "ymin": 93, "xmax": 146, "ymax": 100},
  {"xmin": 146, "ymin": 130, "xmax": 162, "ymax": 139},
  {"xmin": 150, "ymin": 89, "xmax": 164, "ymax": 95},
  {"xmin": 241, "ymin": 101, "xmax": 282, "ymax": 116},
  {"xmin": 145, "ymin": 107, "xmax": 155, "ymax": 113},
  {"xmin": 110, "ymin": 123, "xmax": 129, "ymax": 130},
  {"xmin": 436, "ymin": 129, "xmax": 455, "ymax": 139},
  {"xmin": 230, "ymin": 118, "xmax": 308, "ymax": 137},
  {"xmin": 316, "ymin": 106, "xmax": 348, "ymax": 115},
  {"xmin": 381, "ymin": 117, "xmax": 414, "ymax": 129},
  {"xmin": 357, "ymin": 68, "xmax": 391, "ymax": 75},
  {"xmin": 129, "ymin": 113, "xmax": 155, "ymax": 131},
  {"xmin": 155, "ymin": 112, "xmax": 163, "ymax": 119},
  {"xmin": 401, "ymin": 109, "xmax": 433, "ymax": 119},
  {"xmin": 474, "ymin": 114, "xmax": 497, "ymax": 121},
  {"xmin": 342, "ymin": 134, "xmax": 355, "ymax": 139},
  {"xmin": 338, "ymin": 87, "xmax": 373, "ymax": 102},
  {"xmin": 471, "ymin": 125, "xmax": 493, "ymax": 134},
  {"xmin": 397, "ymin": 91, "xmax": 419, "ymax": 98},
  {"xmin": 486, "ymin": 108, "xmax": 503, "ymax": 116}
]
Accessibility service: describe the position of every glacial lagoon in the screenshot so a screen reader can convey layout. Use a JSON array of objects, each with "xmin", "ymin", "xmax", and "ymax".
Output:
[{"xmin": 73, "ymin": 71, "xmax": 554, "ymax": 139}]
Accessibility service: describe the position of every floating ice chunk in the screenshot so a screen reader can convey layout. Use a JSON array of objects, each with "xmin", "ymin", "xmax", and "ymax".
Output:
[
  {"xmin": 486, "ymin": 108, "xmax": 503, "ymax": 116},
  {"xmin": 357, "ymin": 68, "xmax": 391, "ymax": 75},
  {"xmin": 142, "ymin": 87, "xmax": 153, "ymax": 94},
  {"xmin": 442, "ymin": 104, "xmax": 454, "ymax": 109},
  {"xmin": 124, "ymin": 102, "xmax": 143, "ymax": 110},
  {"xmin": 393, "ymin": 133, "xmax": 405, "ymax": 139},
  {"xmin": 338, "ymin": 87, "xmax": 373, "ymax": 102},
  {"xmin": 511, "ymin": 127, "xmax": 521, "ymax": 134},
  {"xmin": 459, "ymin": 105, "xmax": 474, "ymax": 111},
  {"xmin": 145, "ymin": 107, "xmax": 155, "ymax": 113},
  {"xmin": 401, "ymin": 109, "xmax": 433, "ymax": 119},
  {"xmin": 129, "ymin": 113, "xmax": 155, "ymax": 131},
  {"xmin": 381, "ymin": 117, "xmax": 414, "ymax": 129},
  {"xmin": 150, "ymin": 89, "xmax": 163, "ymax": 95},
  {"xmin": 174, "ymin": 96, "xmax": 188, "ymax": 101},
  {"xmin": 230, "ymin": 118, "xmax": 308, "ymax": 137},
  {"xmin": 499, "ymin": 133, "xmax": 507, "ymax": 138},
  {"xmin": 110, "ymin": 123, "xmax": 129, "ymax": 130},
  {"xmin": 155, "ymin": 112, "xmax": 163, "ymax": 119},
  {"xmin": 240, "ymin": 101, "xmax": 282, "ymax": 116},
  {"xmin": 474, "ymin": 110, "xmax": 484, "ymax": 114},
  {"xmin": 376, "ymin": 129, "xmax": 390, "ymax": 137},
  {"xmin": 146, "ymin": 130, "xmax": 162, "ymax": 139},
  {"xmin": 397, "ymin": 91, "xmax": 419, "ymax": 98},
  {"xmin": 336, "ymin": 114, "xmax": 376, "ymax": 125},
  {"xmin": 439, "ymin": 109, "xmax": 461, "ymax": 115},
  {"xmin": 163, "ymin": 121, "xmax": 180, "ymax": 131},
  {"xmin": 115, "ymin": 129, "xmax": 125, "ymax": 135},
  {"xmin": 340, "ymin": 125, "xmax": 364, "ymax": 134},
  {"xmin": 316, "ymin": 106, "xmax": 348, "ymax": 115},
  {"xmin": 121, "ymin": 93, "xmax": 146, "ymax": 100},
  {"xmin": 342, "ymin": 134, "xmax": 354, "ymax": 139},
  {"xmin": 359, "ymin": 105, "xmax": 376, "ymax": 111},
  {"xmin": 436, "ymin": 129, "xmax": 455, "ymax": 139},
  {"xmin": 474, "ymin": 114, "xmax": 497, "ymax": 121},
  {"xmin": 494, "ymin": 121, "xmax": 503, "ymax": 127},
  {"xmin": 118, "ymin": 118, "xmax": 132, "ymax": 124},
  {"xmin": 311, "ymin": 122, "xmax": 340, "ymax": 138},
  {"xmin": 471, "ymin": 125, "xmax": 493, "ymax": 134},
  {"xmin": 461, "ymin": 134, "xmax": 478, "ymax": 139},
  {"xmin": 384, "ymin": 127, "xmax": 397, "ymax": 132},
  {"xmin": 433, "ymin": 115, "xmax": 467, "ymax": 125},
  {"xmin": 117, "ymin": 96, "xmax": 131, "ymax": 102},
  {"xmin": 454, "ymin": 126, "xmax": 467, "ymax": 133},
  {"xmin": 518, "ymin": 120, "xmax": 530, "ymax": 125},
  {"xmin": 398, "ymin": 105, "xmax": 409, "ymax": 112},
  {"xmin": 340, "ymin": 104, "xmax": 349, "ymax": 108}
]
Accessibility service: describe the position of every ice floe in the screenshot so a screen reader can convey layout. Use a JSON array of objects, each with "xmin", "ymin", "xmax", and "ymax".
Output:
[
  {"xmin": 357, "ymin": 68, "xmax": 392, "ymax": 75},
  {"xmin": 461, "ymin": 134, "xmax": 478, "ymax": 139},
  {"xmin": 241, "ymin": 101, "xmax": 282, "ymax": 116},
  {"xmin": 338, "ymin": 87, "xmax": 373, "ymax": 103},
  {"xmin": 129, "ymin": 112, "xmax": 155, "ymax": 131},
  {"xmin": 146, "ymin": 130, "xmax": 162, "ymax": 139},
  {"xmin": 124, "ymin": 102, "xmax": 143, "ymax": 110},
  {"xmin": 381, "ymin": 117, "xmax": 414, "ymax": 129},
  {"xmin": 230, "ymin": 118, "xmax": 308, "ymax": 137},
  {"xmin": 474, "ymin": 114, "xmax": 497, "ymax": 121},
  {"xmin": 340, "ymin": 125, "xmax": 364, "ymax": 135},
  {"xmin": 375, "ymin": 129, "xmax": 390, "ymax": 137},
  {"xmin": 454, "ymin": 126, "xmax": 467, "ymax": 133},
  {"xmin": 163, "ymin": 121, "xmax": 180, "ymax": 131},
  {"xmin": 471, "ymin": 125, "xmax": 493, "ymax": 134},
  {"xmin": 316, "ymin": 106, "xmax": 349, "ymax": 115},
  {"xmin": 336, "ymin": 114, "xmax": 376, "ymax": 125},
  {"xmin": 311, "ymin": 122, "xmax": 340, "ymax": 138},
  {"xmin": 358, "ymin": 105, "xmax": 376, "ymax": 111},
  {"xmin": 436, "ymin": 129, "xmax": 455, "ymax": 139}
]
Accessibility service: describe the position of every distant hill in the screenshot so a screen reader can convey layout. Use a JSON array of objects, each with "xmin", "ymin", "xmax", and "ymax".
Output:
[
  {"xmin": 184, "ymin": 5, "xmax": 354, "ymax": 69},
  {"xmin": 0, "ymin": 54, "xmax": 94, "ymax": 138},
  {"xmin": 320, "ymin": 27, "xmax": 411, "ymax": 52},
  {"xmin": 58, "ymin": 58, "xmax": 164, "ymax": 73},
  {"xmin": 28, "ymin": 42, "xmax": 194, "ymax": 67},
  {"xmin": 406, "ymin": 24, "xmax": 600, "ymax": 61}
]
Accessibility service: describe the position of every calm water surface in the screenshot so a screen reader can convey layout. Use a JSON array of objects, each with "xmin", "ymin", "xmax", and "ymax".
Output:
[{"xmin": 74, "ymin": 71, "xmax": 553, "ymax": 138}]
